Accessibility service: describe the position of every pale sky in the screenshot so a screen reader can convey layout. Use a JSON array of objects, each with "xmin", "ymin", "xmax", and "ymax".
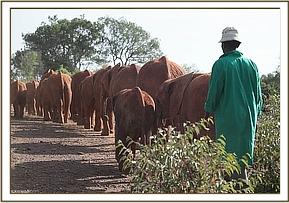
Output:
[{"xmin": 11, "ymin": 8, "xmax": 280, "ymax": 75}]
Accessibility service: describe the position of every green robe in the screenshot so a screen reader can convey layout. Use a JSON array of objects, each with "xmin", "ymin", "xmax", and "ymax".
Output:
[{"xmin": 205, "ymin": 50, "xmax": 262, "ymax": 165}]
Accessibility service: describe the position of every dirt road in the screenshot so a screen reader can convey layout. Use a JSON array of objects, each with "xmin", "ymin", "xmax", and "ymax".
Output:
[{"xmin": 10, "ymin": 115, "xmax": 130, "ymax": 193}]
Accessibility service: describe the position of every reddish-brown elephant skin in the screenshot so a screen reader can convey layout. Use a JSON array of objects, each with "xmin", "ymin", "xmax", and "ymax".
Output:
[
  {"xmin": 36, "ymin": 69, "xmax": 57, "ymax": 117},
  {"xmin": 35, "ymin": 85, "xmax": 43, "ymax": 116},
  {"xmin": 79, "ymin": 75, "xmax": 95, "ymax": 129},
  {"xmin": 101, "ymin": 64, "xmax": 140, "ymax": 136},
  {"xmin": 136, "ymin": 56, "xmax": 186, "ymax": 100},
  {"xmin": 26, "ymin": 80, "xmax": 39, "ymax": 115},
  {"xmin": 180, "ymin": 74, "xmax": 215, "ymax": 139},
  {"xmin": 113, "ymin": 87, "xmax": 156, "ymax": 173},
  {"xmin": 10, "ymin": 80, "xmax": 27, "ymax": 119},
  {"xmin": 40, "ymin": 78, "xmax": 53, "ymax": 121},
  {"xmin": 156, "ymin": 72, "xmax": 215, "ymax": 139},
  {"xmin": 92, "ymin": 67, "xmax": 111, "ymax": 132},
  {"xmin": 70, "ymin": 70, "xmax": 92, "ymax": 122},
  {"xmin": 40, "ymin": 72, "xmax": 72, "ymax": 123}
]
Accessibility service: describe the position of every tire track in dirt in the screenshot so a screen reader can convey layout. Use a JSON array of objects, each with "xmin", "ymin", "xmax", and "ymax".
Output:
[{"xmin": 10, "ymin": 115, "xmax": 130, "ymax": 193}]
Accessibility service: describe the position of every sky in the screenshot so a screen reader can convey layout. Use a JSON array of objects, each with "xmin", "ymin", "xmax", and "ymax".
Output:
[{"xmin": 11, "ymin": 7, "xmax": 280, "ymax": 75}]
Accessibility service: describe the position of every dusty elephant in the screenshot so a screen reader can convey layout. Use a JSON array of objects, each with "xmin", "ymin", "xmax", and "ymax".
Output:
[
  {"xmin": 36, "ymin": 69, "xmax": 57, "ymax": 117},
  {"xmin": 10, "ymin": 80, "xmax": 27, "ymax": 119},
  {"xmin": 79, "ymin": 74, "xmax": 95, "ymax": 129},
  {"xmin": 136, "ymin": 56, "xmax": 186, "ymax": 100},
  {"xmin": 113, "ymin": 87, "xmax": 156, "ymax": 173},
  {"xmin": 156, "ymin": 72, "xmax": 215, "ymax": 139},
  {"xmin": 101, "ymin": 64, "xmax": 140, "ymax": 135},
  {"xmin": 71, "ymin": 70, "xmax": 92, "ymax": 122},
  {"xmin": 40, "ymin": 72, "xmax": 72, "ymax": 123},
  {"xmin": 92, "ymin": 67, "xmax": 111, "ymax": 132},
  {"xmin": 179, "ymin": 74, "xmax": 215, "ymax": 139},
  {"xmin": 35, "ymin": 85, "xmax": 43, "ymax": 116},
  {"xmin": 26, "ymin": 80, "xmax": 39, "ymax": 115}
]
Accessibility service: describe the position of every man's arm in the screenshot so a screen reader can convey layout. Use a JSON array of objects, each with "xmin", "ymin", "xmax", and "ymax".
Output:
[{"xmin": 204, "ymin": 60, "xmax": 225, "ymax": 113}]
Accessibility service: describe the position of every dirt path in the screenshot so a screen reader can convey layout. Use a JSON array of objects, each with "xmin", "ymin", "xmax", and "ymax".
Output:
[{"xmin": 10, "ymin": 115, "xmax": 130, "ymax": 193}]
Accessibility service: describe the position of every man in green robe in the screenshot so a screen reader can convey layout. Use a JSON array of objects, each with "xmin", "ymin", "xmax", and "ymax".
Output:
[{"xmin": 204, "ymin": 27, "xmax": 263, "ymax": 179}]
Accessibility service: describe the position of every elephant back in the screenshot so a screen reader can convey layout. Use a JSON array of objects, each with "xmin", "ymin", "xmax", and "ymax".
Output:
[
  {"xmin": 168, "ymin": 72, "xmax": 205, "ymax": 117},
  {"xmin": 110, "ymin": 64, "xmax": 141, "ymax": 97},
  {"xmin": 137, "ymin": 56, "xmax": 185, "ymax": 99}
]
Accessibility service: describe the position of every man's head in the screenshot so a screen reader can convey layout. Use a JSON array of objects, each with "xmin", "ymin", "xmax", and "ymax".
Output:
[{"xmin": 219, "ymin": 27, "xmax": 241, "ymax": 54}]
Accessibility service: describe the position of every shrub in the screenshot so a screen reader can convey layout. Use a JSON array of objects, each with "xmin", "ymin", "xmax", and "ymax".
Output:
[
  {"xmin": 248, "ymin": 93, "xmax": 280, "ymax": 193},
  {"xmin": 117, "ymin": 118, "xmax": 254, "ymax": 193}
]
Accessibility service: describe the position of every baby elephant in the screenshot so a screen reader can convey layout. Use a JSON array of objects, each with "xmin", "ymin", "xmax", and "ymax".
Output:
[{"xmin": 113, "ymin": 87, "xmax": 156, "ymax": 173}]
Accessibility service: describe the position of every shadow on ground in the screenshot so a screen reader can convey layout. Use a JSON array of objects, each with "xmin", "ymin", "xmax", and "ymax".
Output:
[{"xmin": 11, "ymin": 160, "xmax": 130, "ymax": 193}]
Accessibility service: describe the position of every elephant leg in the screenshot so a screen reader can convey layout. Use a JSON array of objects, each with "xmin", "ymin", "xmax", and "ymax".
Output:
[
  {"xmin": 115, "ymin": 125, "xmax": 129, "ymax": 174},
  {"xmin": 63, "ymin": 104, "xmax": 69, "ymax": 123},
  {"xmin": 19, "ymin": 104, "xmax": 25, "ymax": 119},
  {"xmin": 94, "ymin": 109, "xmax": 102, "ymax": 132},
  {"xmin": 43, "ymin": 106, "xmax": 51, "ymax": 121},
  {"xmin": 32, "ymin": 100, "xmax": 36, "ymax": 115},
  {"xmin": 77, "ymin": 101, "xmax": 84, "ymax": 125},
  {"xmin": 84, "ymin": 107, "xmax": 91, "ymax": 129},
  {"xmin": 107, "ymin": 99, "xmax": 114, "ymax": 133},
  {"xmin": 58, "ymin": 102, "xmax": 64, "ymax": 124},
  {"xmin": 13, "ymin": 103, "xmax": 18, "ymax": 118},
  {"xmin": 101, "ymin": 115, "xmax": 110, "ymax": 136}
]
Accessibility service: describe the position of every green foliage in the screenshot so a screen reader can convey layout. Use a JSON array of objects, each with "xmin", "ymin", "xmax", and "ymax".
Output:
[
  {"xmin": 248, "ymin": 93, "xmax": 280, "ymax": 193},
  {"xmin": 11, "ymin": 49, "xmax": 43, "ymax": 81},
  {"xmin": 261, "ymin": 68, "xmax": 280, "ymax": 109},
  {"xmin": 117, "ymin": 118, "xmax": 255, "ymax": 193},
  {"xmin": 23, "ymin": 15, "xmax": 103, "ymax": 72},
  {"xmin": 97, "ymin": 17, "xmax": 163, "ymax": 66},
  {"xmin": 57, "ymin": 64, "xmax": 76, "ymax": 76},
  {"xmin": 182, "ymin": 63, "xmax": 199, "ymax": 73}
]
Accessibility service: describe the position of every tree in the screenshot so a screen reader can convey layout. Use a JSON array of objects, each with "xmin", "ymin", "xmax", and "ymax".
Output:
[
  {"xmin": 97, "ymin": 17, "xmax": 163, "ymax": 66},
  {"xmin": 182, "ymin": 63, "xmax": 199, "ymax": 73},
  {"xmin": 23, "ymin": 15, "xmax": 103, "ymax": 72},
  {"xmin": 11, "ymin": 49, "xmax": 44, "ymax": 81}
]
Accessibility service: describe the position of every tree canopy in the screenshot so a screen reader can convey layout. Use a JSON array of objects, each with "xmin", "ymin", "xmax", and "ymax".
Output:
[
  {"xmin": 11, "ymin": 49, "xmax": 44, "ymax": 81},
  {"xmin": 97, "ymin": 17, "xmax": 163, "ymax": 65},
  {"xmin": 18, "ymin": 15, "xmax": 163, "ymax": 80},
  {"xmin": 23, "ymin": 15, "xmax": 103, "ymax": 73}
]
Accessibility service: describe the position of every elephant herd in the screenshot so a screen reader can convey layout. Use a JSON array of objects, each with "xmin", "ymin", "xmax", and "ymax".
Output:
[{"xmin": 10, "ymin": 56, "xmax": 214, "ymax": 172}]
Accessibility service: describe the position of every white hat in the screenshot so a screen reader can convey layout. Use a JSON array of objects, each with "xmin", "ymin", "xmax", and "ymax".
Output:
[{"xmin": 219, "ymin": 27, "xmax": 241, "ymax": 43}]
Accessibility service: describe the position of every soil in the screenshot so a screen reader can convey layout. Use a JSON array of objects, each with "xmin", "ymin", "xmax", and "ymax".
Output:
[{"xmin": 10, "ymin": 114, "xmax": 131, "ymax": 194}]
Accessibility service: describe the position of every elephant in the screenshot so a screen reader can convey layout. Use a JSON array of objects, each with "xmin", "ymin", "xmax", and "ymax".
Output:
[
  {"xmin": 79, "ymin": 74, "xmax": 95, "ymax": 129},
  {"xmin": 26, "ymin": 80, "xmax": 39, "ymax": 115},
  {"xmin": 92, "ymin": 66, "xmax": 111, "ymax": 132},
  {"xmin": 10, "ymin": 80, "xmax": 27, "ymax": 119},
  {"xmin": 36, "ymin": 69, "xmax": 57, "ymax": 117},
  {"xmin": 70, "ymin": 70, "xmax": 92, "ymax": 122},
  {"xmin": 113, "ymin": 87, "xmax": 156, "ymax": 173},
  {"xmin": 40, "ymin": 71, "xmax": 72, "ymax": 123},
  {"xmin": 179, "ymin": 74, "xmax": 215, "ymax": 139},
  {"xmin": 39, "ymin": 78, "xmax": 53, "ymax": 121},
  {"xmin": 100, "ymin": 63, "xmax": 140, "ymax": 135},
  {"xmin": 156, "ymin": 72, "xmax": 215, "ymax": 139},
  {"xmin": 136, "ymin": 56, "xmax": 186, "ymax": 100}
]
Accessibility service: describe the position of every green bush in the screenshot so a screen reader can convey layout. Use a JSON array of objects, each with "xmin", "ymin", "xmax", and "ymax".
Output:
[
  {"xmin": 117, "ymin": 118, "xmax": 255, "ymax": 193},
  {"xmin": 248, "ymin": 93, "xmax": 280, "ymax": 193}
]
